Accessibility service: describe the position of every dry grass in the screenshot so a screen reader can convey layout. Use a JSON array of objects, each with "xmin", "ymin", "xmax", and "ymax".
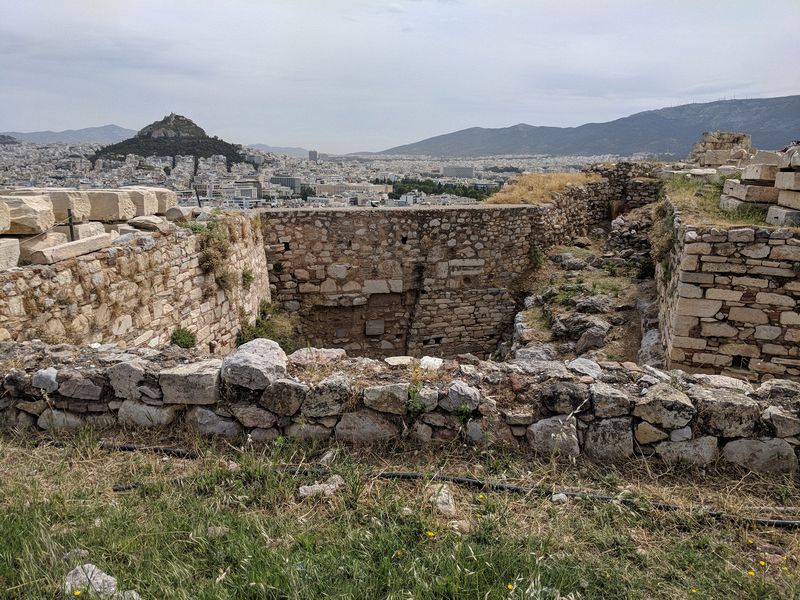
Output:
[
  {"xmin": 486, "ymin": 173, "xmax": 603, "ymax": 205},
  {"xmin": 1, "ymin": 431, "xmax": 799, "ymax": 598}
]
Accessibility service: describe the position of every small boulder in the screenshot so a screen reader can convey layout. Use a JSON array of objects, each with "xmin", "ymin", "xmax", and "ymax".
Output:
[
  {"xmin": 526, "ymin": 415, "xmax": 580, "ymax": 458},
  {"xmin": 298, "ymin": 475, "xmax": 345, "ymax": 498},
  {"xmin": 230, "ymin": 404, "xmax": 277, "ymax": 429},
  {"xmin": 761, "ymin": 406, "xmax": 800, "ymax": 438},
  {"xmin": 590, "ymin": 382, "xmax": 632, "ymax": 417},
  {"xmin": 184, "ymin": 407, "xmax": 242, "ymax": 439},
  {"xmin": 335, "ymin": 410, "xmax": 399, "ymax": 443},
  {"xmin": 159, "ymin": 359, "xmax": 221, "ymax": 405},
  {"xmin": 655, "ymin": 436, "xmax": 718, "ymax": 466},
  {"xmin": 633, "ymin": 383, "xmax": 695, "ymax": 429},
  {"xmin": 439, "ymin": 380, "xmax": 480, "ymax": 412},
  {"xmin": 688, "ymin": 387, "xmax": 760, "ymax": 438},
  {"xmin": 31, "ymin": 367, "xmax": 58, "ymax": 393},
  {"xmin": 567, "ymin": 358, "xmax": 603, "ymax": 379},
  {"xmin": 584, "ymin": 417, "xmax": 633, "ymax": 460},
  {"xmin": 363, "ymin": 383, "xmax": 409, "ymax": 415},
  {"xmin": 427, "ymin": 483, "xmax": 457, "ymax": 516},
  {"xmin": 221, "ymin": 338, "xmax": 287, "ymax": 390},
  {"xmin": 260, "ymin": 378, "xmax": 308, "ymax": 416},
  {"xmin": 64, "ymin": 564, "xmax": 117, "ymax": 596},
  {"xmin": 38, "ymin": 409, "xmax": 84, "ymax": 430},
  {"xmin": 303, "ymin": 374, "xmax": 352, "ymax": 417},
  {"xmin": 540, "ymin": 381, "xmax": 590, "ymax": 414},
  {"xmin": 118, "ymin": 400, "xmax": 175, "ymax": 428},
  {"xmin": 722, "ymin": 439, "xmax": 798, "ymax": 474},
  {"xmin": 287, "ymin": 347, "xmax": 346, "ymax": 367}
]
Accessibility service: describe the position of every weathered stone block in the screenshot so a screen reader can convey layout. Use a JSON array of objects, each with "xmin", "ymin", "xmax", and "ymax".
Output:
[
  {"xmin": 159, "ymin": 359, "xmax": 222, "ymax": 405},
  {"xmin": 769, "ymin": 245, "xmax": 800, "ymax": 261},
  {"xmin": 675, "ymin": 298, "xmax": 722, "ymax": 318},
  {"xmin": 86, "ymin": 191, "xmax": 137, "ymax": 222},
  {"xmin": 53, "ymin": 221, "xmax": 106, "ymax": 240},
  {"xmin": 722, "ymin": 180, "xmax": 779, "ymax": 203},
  {"xmin": 775, "ymin": 171, "xmax": 800, "ymax": 191},
  {"xmin": 777, "ymin": 190, "xmax": 800, "ymax": 210},
  {"xmin": 304, "ymin": 374, "xmax": 351, "ymax": 417},
  {"xmin": 0, "ymin": 238, "xmax": 20, "ymax": 270},
  {"xmin": 118, "ymin": 399, "xmax": 176, "ymax": 428},
  {"xmin": 28, "ymin": 233, "xmax": 114, "ymax": 265},
  {"xmin": 722, "ymin": 439, "xmax": 798, "ymax": 474},
  {"xmin": 688, "ymin": 387, "xmax": 759, "ymax": 438},
  {"xmin": 185, "ymin": 406, "xmax": 242, "ymax": 439},
  {"xmin": 766, "ymin": 205, "xmax": 800, "ymax": 226},
  {"xmin": 335, "ymin": 410, "xmax": 400, "ymax": 443},
  {"xmin": 18, "ymin": 232, "xmax": 68, "ymax": 262},
  {"xmin": 526, "ymin": 415, "xmax": 579, "ymax": 458},
  {"xmin": 0, "ymin": 195, "xmax": 55, "ymax": 234},
  {"xmin": 741, "ymin": 164, "xmax": 777, "ymax": 182},
  {"xmin": 0, "ymin": 200, "xmax": 9, "ymax": 233},
  {"xmin": 728, "ymin": 307, "xmax": 769, "ymax": 324},
  {"xmin": 655, "ymin": 436, "xmax": 718, "ymax": 466},
  {"xmin": 220, "ymin": 338, "xmax": 287, "ymax": 390},
  {"xmin": 363, "ymin": 383, "xmax": 409, "ymax": 415},
  {"xmin": 48, "ymin": 190, "xmax": 91, "ymax": 222},
  {"xmin": 584, "ymin": 417, "xmax": 633, "ymax": 460},
  {"xmin": 632, "ymin": 383, "xmax": 695, "ymax": 429}
]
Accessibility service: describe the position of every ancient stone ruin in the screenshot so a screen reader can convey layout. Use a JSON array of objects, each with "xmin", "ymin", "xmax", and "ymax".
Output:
[{"xmin": 1, "ymin": 152, "xmax": 799, "ymax": 475}]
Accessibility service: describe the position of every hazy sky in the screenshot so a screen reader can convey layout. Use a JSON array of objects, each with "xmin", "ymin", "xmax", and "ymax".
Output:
[{"xmin": 1, "ymin": 0, "xmax": 797, "ymax": 153}]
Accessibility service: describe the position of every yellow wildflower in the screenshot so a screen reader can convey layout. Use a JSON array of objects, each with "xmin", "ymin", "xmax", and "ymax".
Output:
[
  {"xmin": 759, "ymin": 560, "xmax": 766, "ymax": 566},
  {"xmin": 425, "ymin": 531, "xmax": 435, "ymax": 538},
  {"xmin": 691, "ymin": 589, "xmax": 697, "ymax": 594},
  {"xmin": 747, "ymin": 570, "xmax": 755, "ymax": 576},
  {"xmin": 506, "ymin": 583, "xmax": 514, "ymax": 590}
]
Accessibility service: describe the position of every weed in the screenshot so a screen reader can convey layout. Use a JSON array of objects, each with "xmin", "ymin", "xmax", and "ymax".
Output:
[
  {"xmin": 241, "ymin": 268, "xmax": 255, "ymax": 290},
  {"xmin": 170, "ymin": 327, "xmax": 196, "ymax": 348},
  {"xmin": 236, "ymin": 301, "xmax": 301, "ymax": 352}
]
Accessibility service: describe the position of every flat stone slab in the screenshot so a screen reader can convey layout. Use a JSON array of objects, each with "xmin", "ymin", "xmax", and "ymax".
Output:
[
  {"xmin": 0, "ymin": 195, "xmax": 55, "ymax": 234},
  {"xmin": 18, "ymin": 231, "xmax": 68, "ymax": 262},
  {"xmin": 0, "ymin": 238, "xmax": 20, "ymax": 270},
  {"xmin": 53, "ymin": 221, "xmax": 106, "ymax": 240},
  {"xmin": 160, "ymin": 359, "xmax": 222, "ymax": 405},
  {"xmin": 28, "ymin": 233, "xmax": 114, "ymax": 264}
]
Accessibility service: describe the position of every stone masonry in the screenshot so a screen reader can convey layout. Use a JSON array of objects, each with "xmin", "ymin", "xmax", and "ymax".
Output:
[{"xmin": 659, "ymin": 199, "xmax": 800, "ymax": 381}]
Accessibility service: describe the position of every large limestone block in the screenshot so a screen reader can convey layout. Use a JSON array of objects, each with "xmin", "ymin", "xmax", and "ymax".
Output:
[
  {"xmin": 0, "ymin": 195, "xmax": 55, "ymax": 234},
  {"xmin": 766, "ymin": 205, "xmax": 800, "ymax": 226},
  {"xmin": 0, "ymin": 200, "xmax": 9, "ymax": 233},
  {"xmin": 655, "ymin": 436, "xmax": 718, "ymax": 466},
  {"xmin": 28, "ymin": 233, "xmax": 113, "ymax": 265},
  {"xmin": 160, "ymin": 359, "xmax": 222, "ymax": 405},
  {"xmin": 151, "ymin": 187, "xmax": 177, "ymax": 213},
  {"xmin": 584, "ymin": 417, "xmax": 633, "ymax": 460},
  {"xmin": 185, "ymin": 406, "xmax": 242, "ymax": 438},
  {"xmin": 18, "ymin": 231, "xmax": 68, "ymax": 262},
  {"xmin": 118, "ymin": 399, "xmax": 176, "ymax": 428},
  {"xmin": 86, "ymin": 190, "xmax": 136, "ymax": 222},
  {"xmin": 220, "ymin": 338, "xmax": 288, "ymax": 390},
  {"xmin": 687, "ymin": 387, "xmax": 760, "ymax": 437},
  {"xmin": 0, "ymin": 238, "xmax": 20, "ymax": 270},
  {"xmin": 777, "ymin": 190, "xmax": 800, "ymax": 210},
  {"xmin": 741, "ymin": 164, "xmax": 777, "ymax": 182},
  {"xmin": 775, "ymin": 171, "xmax": 800, "ymax": 191},
  {"xmin": 124, "ymin": 189, "xmax": 158, "ymax": 216},
  {"xmin": 722, "ymin": 180, "xmax": 779, "ymax": 203},
  {"xmin": 53, "ymin": 221, "xmax": 106, "ymax": 240},
  {"xmin": 47, "ymin": 190, "xmax": 91, "ymax": 222}
]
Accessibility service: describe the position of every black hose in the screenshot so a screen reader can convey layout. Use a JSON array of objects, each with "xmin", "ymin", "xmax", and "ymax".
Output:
[
  {"xmin": 100, "ymin": 442, "xmax": 199, "ymax": 460},
  {"xmin": 104, "ymin": 444, "xmax": 800, "ymax": 530}
]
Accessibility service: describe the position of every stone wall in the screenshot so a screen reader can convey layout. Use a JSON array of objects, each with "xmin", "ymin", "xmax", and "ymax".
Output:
[
  {"xmin": 0, "ymin": 214, "xmax": 270, "ymax": 353},
  {"xmin": 659, "ymin": 200, "xmax": 800, "ymax": 381},
  {"xmin": 2, "ymin": 339, "xmax": 798, "ymax": 475},
  {"xmin": 586, "ymin": 162, "xmax": 662, "ymax": 216},
  {"xmin": 259, "ymin": 181, "xmax": 612, "ymax": 359}
]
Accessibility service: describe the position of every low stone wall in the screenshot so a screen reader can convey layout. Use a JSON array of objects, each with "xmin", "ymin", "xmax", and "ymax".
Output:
[
  {"xmin": 659, "ymin": 199, "xmax": 800, "ymax": 381},
  {"xmin": 2, "ymin": 339, "xmax": 798, "ymax": 475},
  {"xmin": 0, "ymin": 214, "xmax": 270, "ymax": 353},
  {"xmin": 259, "ymin": 181, "xmax": 611, "ymax": 358}
]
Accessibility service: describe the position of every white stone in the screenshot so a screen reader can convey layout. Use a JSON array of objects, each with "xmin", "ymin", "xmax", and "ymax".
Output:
[
  {"xmin": 221, "ymin": 338, "xmax": 287, "ymax": 390},
  {"xmin": 0, "ymin": 195, "xmax": 55, "ymax": 234},
  {"xmin": 28, "ymin": 233, "xmax": 114, "ymax": 265},
  {"xmin": 159, "ymin": 359, "xmax": 222, "ymax": 405},
  {"xmin": 64, "ymin": 564, "xmax": 118, "ymax": 596},
  {"xmin": 0, "ymin": 238, "xmax": 20, "ymax": 270}
]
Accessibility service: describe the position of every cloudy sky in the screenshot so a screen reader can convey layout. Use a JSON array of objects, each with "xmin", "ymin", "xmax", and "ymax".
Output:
[{"xmin": 1, "ymin": 0, "xmax": 797, "ymax": 153}]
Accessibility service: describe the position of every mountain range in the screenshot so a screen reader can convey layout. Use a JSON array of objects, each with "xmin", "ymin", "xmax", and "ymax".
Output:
[
  {"xmin": 248, "ymin": 144, "xmax": 309, "ymax": 157},
  {"xmin": 0, "ymin": 124, "xmax": 135, "ymax": 145},
  {"xmin": 377, "ymin": 95, "xmax": 800, "ymax": 157}
]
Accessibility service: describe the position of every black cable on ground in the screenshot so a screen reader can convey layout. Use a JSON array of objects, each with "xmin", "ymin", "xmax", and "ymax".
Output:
[
  {"xmin": 100, "ymin": 441, "xmax": 199, "ymax": 460},
  {"xmin": 104, "ymin": 443, "xmax": 800, "ymax": 530}
]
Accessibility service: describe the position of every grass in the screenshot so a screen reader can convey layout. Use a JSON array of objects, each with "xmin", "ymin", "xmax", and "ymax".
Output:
[
  {"xmin": 237, "ymin": 300, "xmax": 302, "ymax": 352},
  {"xmin": 170, "ymin": 326, "xmax": 196, "ymax": 349},
  {"xmin": 486, "ymin": 173, "xmax": 603, "ymax": 205},
  {"xmin": 0, "ymin": 432, "xmax": 798, "ymax": 599},
  {"xmin": 665, "ymin": 176, "xmax": 785, "ymax": 228}
]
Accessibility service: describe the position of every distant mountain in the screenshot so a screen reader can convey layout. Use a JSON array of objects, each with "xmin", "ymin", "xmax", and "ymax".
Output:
[
  {"xmin": 1, "ymin": 125, "xmax": 135, "ymax": 145},
  {"xmin": 378, "ymin": 96, "xmax": 800, "ymax": 157},
  {"xmin": 0, "ymin": 134, "xmax": 19, "ymax": 145},
  {"xmin": 93, "ymin": 113, "xmax": 245, "ymax": 165},
  {"xmin": 249, "ymin": 144, "xmax": 309, "ymax": 157}
]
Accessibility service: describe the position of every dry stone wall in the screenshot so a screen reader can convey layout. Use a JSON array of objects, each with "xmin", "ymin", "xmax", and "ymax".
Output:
[
  {"xmin": 259, "ymin": 181, "xmax": 612, "ymax": 359},
  {"xmin": 0, "ymin": 214, "xmax": 270, "ymax": 353},
  {"xmin": 659, "ymin": 200, "xmax": 800, "ymax": 381},
  {"xmin": 2, "ymin": 339, "xmax": 798, "ymax": 475},
  {"xmin": 586, "ymin": 162, "xmax": 662, "ymax": 216}
]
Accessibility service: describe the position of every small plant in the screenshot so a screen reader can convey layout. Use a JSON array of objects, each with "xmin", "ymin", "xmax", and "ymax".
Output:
[
  {"xmin": 528, "ymin": 243, "xmax": 544, "ymax": 270},
  {"xmin": 241, "ymin": 268, "xmax": 255, "ymax": 290},
  {"xmin": 406, "ymin": 384, "xmax": 426, "ymax": 420},
  {"xmin": 180, "ymin": 220, "xmax": 207, "ymax": 234},
  {"xmin": 636, "ymin": 257, "xmax": 655, "ymax": 279},
  {"xmin": 272, "ymin": 261, "xmax": 284, "ymax": 274},
  {"xmin": 236, "ymin": 301, "xmax": 301, "ymax": 352},
  {"xmin": 170, "ymin": 327, "xmax": 196, "ymax": 348},
  {"xmin": 456, "ymin": 402, "xmax": 473, "ymax": 426}
]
